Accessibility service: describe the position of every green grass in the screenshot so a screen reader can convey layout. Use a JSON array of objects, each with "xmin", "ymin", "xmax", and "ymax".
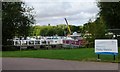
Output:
[{"xmin": 2, "ymin": 48, "xmax": 120, "ymax": 63}]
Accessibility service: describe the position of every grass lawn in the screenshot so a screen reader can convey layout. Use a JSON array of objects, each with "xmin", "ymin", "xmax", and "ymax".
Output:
[{"xmin": 2, "ymin": 48, "xmax": 120, "ymax": 63}]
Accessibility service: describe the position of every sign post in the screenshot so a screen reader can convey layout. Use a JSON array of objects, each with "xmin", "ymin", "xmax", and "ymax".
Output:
[{"xmin": 95, "ymin": 39, "xmax": 118, "ymax": 60}]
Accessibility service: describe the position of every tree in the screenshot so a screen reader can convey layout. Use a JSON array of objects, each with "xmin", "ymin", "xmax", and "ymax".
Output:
[
  {"xmin": 97, "ymin": 2, "xmax": 120, "ymax": 46},
  {"xmin": 40, "ymin": 27, "xmax": 48, "ymax": 36},
  {"xmin": 97, "ymin": 2, "xmax": 120, "ymax": 29},
  {"xmin": 84, "ymin": 18, "xmax": 106, "ymax": 39},
  {"xmin": 32, "ymin": 26, "xmax": 42, "ymax": 36},
  {"xmin": 83, "ymin": 18, "xmax": 106, "ymax": 47},
  {"xmin": 55, "ymin": 26, "xmax": 64, "ymax": 36},
  {"xmin": 2, "ymin": 2, "xmax": 35, "ymax": 45},
  {"xmin": 69, "ymin": 25, "xmax": 79, "ymax": 33},
  {"xmin": 57, "ymin": 24, "xmax": 67, "ymax": 36},
  {"xmin": 39, "ymin": 26, "xmax": 64, "ymax": 36}
]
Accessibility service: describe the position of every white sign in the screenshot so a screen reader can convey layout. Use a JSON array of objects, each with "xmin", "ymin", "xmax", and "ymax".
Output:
[{"xmin": 95, "ymin": 39, "xmax": 118, "ymax": 55}]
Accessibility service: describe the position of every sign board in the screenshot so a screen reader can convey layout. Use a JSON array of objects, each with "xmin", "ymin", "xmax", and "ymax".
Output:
[{"xmin": 95, "ymin": 39, "xmax": 118, "ymax": 55}]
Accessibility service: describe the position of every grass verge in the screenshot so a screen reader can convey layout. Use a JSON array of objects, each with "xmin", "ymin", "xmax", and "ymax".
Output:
[{"xmin": 2, "ymin": 48, "xmax": 120, "ymax": 63}]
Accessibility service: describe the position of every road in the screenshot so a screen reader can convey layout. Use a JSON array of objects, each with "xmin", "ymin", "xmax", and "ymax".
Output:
[{"xmin": 2, "ymin": 58, "xmax": 118, "ymax": 70}]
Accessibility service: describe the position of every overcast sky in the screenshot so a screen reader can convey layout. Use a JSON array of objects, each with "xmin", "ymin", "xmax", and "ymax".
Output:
[{"xmin": 23, "ymin": 0, "xmax": 99, "ymax": 26}]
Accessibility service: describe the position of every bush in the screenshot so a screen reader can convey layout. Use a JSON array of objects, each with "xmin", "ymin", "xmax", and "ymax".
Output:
[{"xmin": 2, "ymin": 45, "xmax": 19, "ymax": 51}]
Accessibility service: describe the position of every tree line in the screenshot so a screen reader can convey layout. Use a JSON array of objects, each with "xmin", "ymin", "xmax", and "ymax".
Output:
[{"xmin": 32, "ymin": 24, "xmax": 83, "ymax": 36}]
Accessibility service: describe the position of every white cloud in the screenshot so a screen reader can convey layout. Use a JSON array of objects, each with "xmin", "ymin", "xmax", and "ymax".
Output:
[{"xmin": 24, "ymin": 0, "xmax": 99, "ymax": 26}]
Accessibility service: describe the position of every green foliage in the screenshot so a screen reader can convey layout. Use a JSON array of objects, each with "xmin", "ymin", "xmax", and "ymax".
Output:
[
  {"xmin": 84, "ymin": 18, "xmax": 106, "ymax": 39},
  {"xmin": 32, "ymin": 26, "xmax": 42, "ymax": 36},
  {"xmin": 97, "ymin": 2, "xmax": 120, "ymax": 29},
  {"xmin": 83, "ymin": 18, "xmax": 106, "ymax": 47},
  {"xmin": 32, "ymin": 24, "xmax": 83, "ymax": 36},
  {"xmin": 91, "ymin": 18, "xmax": 105, "ymax": 39},
  {"xmin": 2, "ymin": 2, "xmax": 35, "ymax": 45},
  {"xmin": 69, "ymin": 25, "xmax": 80, "ymax": 33},
  {"xmin": 97, "ymin": 2, "xmax": 120, "ymax": 46},
  {"xmin": 39, "ymin": 25, "xmax": 64, "ymax": 36}
]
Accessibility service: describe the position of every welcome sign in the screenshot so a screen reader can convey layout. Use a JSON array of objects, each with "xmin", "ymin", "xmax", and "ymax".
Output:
[{"xmin": 95, "ymin": 39, "xmax": 118, "ymax": 55}]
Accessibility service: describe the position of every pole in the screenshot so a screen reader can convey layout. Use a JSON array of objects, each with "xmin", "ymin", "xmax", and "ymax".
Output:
[
  {"xmin": 113, "ymin": 55, "xmax": 115, "ymax": 60},
  {"xmin": 98, "ymin": 54, "xmax": 100, "ymax": 59},
  {"xmin": 97, "ymin": 54, "xmax": 101, "ymax": 61}
]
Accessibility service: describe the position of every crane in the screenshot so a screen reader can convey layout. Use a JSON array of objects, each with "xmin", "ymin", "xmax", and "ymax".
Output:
[{"xmin": 64, "ymin": 18, "xmax": 72, "ymax": 35}]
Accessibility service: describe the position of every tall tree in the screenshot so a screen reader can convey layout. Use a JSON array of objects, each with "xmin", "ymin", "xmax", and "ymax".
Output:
[
  {"xmin": 97, "ymin": 2, "xmax": 120, "ymax": 29},
  {"xmin": 2, "ymin": 2, "xmax": 35, "ymax": 45}
]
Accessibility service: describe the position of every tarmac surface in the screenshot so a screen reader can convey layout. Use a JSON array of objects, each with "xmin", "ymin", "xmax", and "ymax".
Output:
[{"xmin": 2, "ymin": 58, "xmax": 118, "ymax": 70}]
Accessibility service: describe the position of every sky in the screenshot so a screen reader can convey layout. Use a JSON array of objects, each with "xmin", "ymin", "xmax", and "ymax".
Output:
[{"xmin": 23, "ymin": 0, "xmax": 100, "ymax": 26}]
